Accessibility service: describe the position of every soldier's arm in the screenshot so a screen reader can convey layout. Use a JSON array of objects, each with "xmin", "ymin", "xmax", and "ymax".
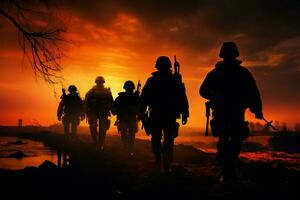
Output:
[
  {"xmin": 182, "ymin": 92, "xmax": 189, "ymax": 118},
  {"xmin": 179, "ymin": 82, "xmax": 189, "ymax": 118},
  {"xmin": 200, "ymin": 72, "xmax": 216, "ymax": 100},
  {"xmin": 181, "ymin": 87, "xmax": 189, "ymax": 125},
  {"xmin": 107, "ymin": 88, "xmax": 114, "ymax": 114},
  {"xmin": 138, "ymin": 78, "xmax": 152, "ymax": 118},
  {"xmin": 79, "ymin": 97, "xmax": 85, "ymax": 120},
  {"xmin": 57, "ymin": 100, "xmax": 64, "ymax": 121},
  {"xmin": 84, "ymin": 89, "xmax": 93, "ymax": 115},
  {"xmin": 111, "ymin": 96, "xmax": 119, "ymax": 115}
]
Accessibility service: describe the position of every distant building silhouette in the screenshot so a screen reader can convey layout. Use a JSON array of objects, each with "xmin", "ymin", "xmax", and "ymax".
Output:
[{"xmin": 18, "ymin": 119, "xmax": 23, "ymax": 128}]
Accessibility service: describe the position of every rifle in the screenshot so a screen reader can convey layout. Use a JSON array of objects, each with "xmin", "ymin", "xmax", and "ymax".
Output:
[
  {"xmin": 61, "ymin": 88, "xmax": 67, "ymax": 100},
  {"xmin": 262, "ymin": 117, "xmax": 277, "ymax": 130},
  {"xmin": 174, "ymin": 55, "xmax": 182, "ymax": 81},
  {"xmin": 135, "ymin": 80, "xmax": 142, "ymax": 95},
  {"xmin": 173, "ymin": 55, "xmax": 188, "ymax": 120}
]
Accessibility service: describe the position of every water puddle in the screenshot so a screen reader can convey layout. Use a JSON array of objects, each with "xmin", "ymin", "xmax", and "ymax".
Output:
[{"xmin": 0, "ymin": 136, "xmax": 57, "ymax": 170}]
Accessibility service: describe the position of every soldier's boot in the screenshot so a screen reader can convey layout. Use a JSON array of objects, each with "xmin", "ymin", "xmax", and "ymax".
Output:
[
  {"xmin": 152, "ymin": 144, "xmax": 162, "ymax": 170},
  {"xmin": 220, "ymin": 158, "xmax": 237, "ymax": 183},
  {"xmin": 162, "ymin": 136, "xmax": 174, "ymax": 172},
  {"xmin": 98, "ymin": 129, "xmax": 107, "ymax": 150},
  {"xmin": 128, "ymin": 130, "xmax": 136, "ymax": 156}
]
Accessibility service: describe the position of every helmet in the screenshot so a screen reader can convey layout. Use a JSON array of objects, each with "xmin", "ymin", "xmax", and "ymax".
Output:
[
  {"xmin": 68, "ymin": 85, "xmax": 78, "ymax": 93},
  {"xmin": 123, "ymin": 80, "xmax": 135, "ymax": 91},
  {"xmin": 219, "ymin": 42, "xmax": 240, "ymax": 59},
  {"xmin": 155, "ymin": 56, "xmax": 172, "ymax": 70},
  {"xmin": 95, "ymin": 76, "xmax": 105, "ymax": 84}
]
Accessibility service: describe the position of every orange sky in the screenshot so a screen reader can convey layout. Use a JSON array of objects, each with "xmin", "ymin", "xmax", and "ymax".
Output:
[{"xmin": 0, "ymin": 1, "xmax": 299, "ymax": 129}]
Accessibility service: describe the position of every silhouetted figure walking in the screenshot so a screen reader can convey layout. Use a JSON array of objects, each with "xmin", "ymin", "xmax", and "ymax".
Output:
[
  {"xmin": 57, "ymin": 85, "xmax": 84, "ymax": 140},
  {"xmin": 113, "ymin": 80, "xmax": 141, "ymax": 155},
  {"xmin": 200, "ymin": 42, "xmax": 263, "ymax": 182},
  {"xmin": 140, "ymin": 56, "xmax": 189, "ymax": 172},
  {"xmin": 85, "ymin": 76, "xmax": 113, "ymax": 150}
]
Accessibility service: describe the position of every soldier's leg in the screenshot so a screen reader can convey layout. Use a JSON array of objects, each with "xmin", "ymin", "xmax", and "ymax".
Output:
[
  {"xmin": 63, "ymin": 117, "xmax": 70, "ymax": 141},
  {"xmin": 231, "ymin": 137, "xmax": 242, "ymax": 159},
  {"xmin": 71, "ymin": 118, "xmax": 79, "ymax": 140},
  {"xmin": 228, "ymin": 136, "xmax": 243, "ymax": 178},
  {"xmin": 62, "ymin": 152, "xmax": 68, "ymax": 167},
  {"xmin": 57, "ymin": 150, "xmax": 62, "ymax": 168},
  {"xmin": 118, "ymin": 121, "xmax": 128, "ymax": 151},
  {"xmin": 120, "ymin": 130, "xmax": 128, "ymax": 151},
  {"xmin": 217, "ymin": 136, "xmax": 231, "ymax": 180},
  {"xmin": 128, "ymin": 121, "xmax": 138, "ymax": 154},
  {"xmin": 99, "ymin": 116, "xmax": 109, "ymax": 149},
  {"xmin": 151, "ymin": 128, "xmax": 163, "ymax": 167},
  {"xmin": 162, "ymin": 125, "xmax": 175, "ymax": 172},
  {"xmin": 88, "ymin": 114, "xmax": 98, "ymax": 144}
]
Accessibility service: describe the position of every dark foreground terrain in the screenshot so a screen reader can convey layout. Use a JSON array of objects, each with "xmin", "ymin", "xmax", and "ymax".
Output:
[{"xmin": 0, "ymin": 130, "xmax": 299, "ymax": 200}]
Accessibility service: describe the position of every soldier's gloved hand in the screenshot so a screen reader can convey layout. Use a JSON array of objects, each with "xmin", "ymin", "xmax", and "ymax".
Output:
[
  {"xmin": 255, "ymin": 111, "xmax": 264, "ymax": 119},
  {"xmin": 57, "ymin": 116, "xmax": 61, "ymax": 121},
  {"xmin": 182, "ymin": 116, "xmax": 188, "ymax": 125}
]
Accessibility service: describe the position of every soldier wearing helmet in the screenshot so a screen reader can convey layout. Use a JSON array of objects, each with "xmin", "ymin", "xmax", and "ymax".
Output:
[
  {"xmin": 85, "ymin": 76, "xmax": 114, "ymax": 149},
  {"xmin": 113, "ymin": 80, "xmax": 141, "ymax": 155},
  {"xmin": 57, "ymin": 85, "xmax": 84, "ymax": 140},
  {"xmin": 200, "ymin": 42, "xmax": 263, "ymax": 182},
  {"xmin": 139, "ymin": 56, "xmax": 189, "ymax": 172}
]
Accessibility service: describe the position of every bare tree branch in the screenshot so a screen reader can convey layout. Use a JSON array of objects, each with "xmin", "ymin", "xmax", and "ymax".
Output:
[{"xmin": 0, "ymin": 3, "xmax": 66, "ymax": 84}]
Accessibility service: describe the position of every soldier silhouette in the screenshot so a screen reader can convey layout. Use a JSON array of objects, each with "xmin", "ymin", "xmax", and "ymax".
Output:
[
  {"xmin": 57, "ymin": 85, "xmax": 84, "ymax": 140},
  {"xmin": 85, "ymin": 76, "xmax": 114, "ymax": 150},
  {"xmin": 139, "ymin": 56, "xmax": 189, "ymax": 172},
  {"xmin": 200, "ymin": 42, "xmax": 263, "ymax": 182},
  {"xmin": 113, "ymin": 80, "xmax": 140, "ymax": 155}
]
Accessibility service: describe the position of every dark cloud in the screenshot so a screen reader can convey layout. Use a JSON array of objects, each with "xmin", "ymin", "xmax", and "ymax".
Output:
[
  {"xmin": 2, "ymin": 0, "xmax": 299, "ymax": 54},
  {"xmin": 248, "ymin": 36, "xmax": 300, "ymax": 106},
  {"xmin": 58, "ymin": 0, "xmax": 300, "ymax": 53},
  {"xmin": 252, "ymin": 67, "xmax": 300, "ymax": 107}
]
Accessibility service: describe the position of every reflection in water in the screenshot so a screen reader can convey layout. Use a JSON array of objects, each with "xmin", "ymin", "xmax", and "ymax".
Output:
[
  {"xmin": 57, "ymin": 150, "xmax": 71, "ymax": 168},
  {"xmin": 0, "ymin": 137, "xmax": 57, "ymax": 170},
  {"xmin": 0, "ymin": 136, "xmax": 74, "ymax": 170},
  {"xmin": 1, "ymin": 135, "xmax": 299, "ymax": 170}
]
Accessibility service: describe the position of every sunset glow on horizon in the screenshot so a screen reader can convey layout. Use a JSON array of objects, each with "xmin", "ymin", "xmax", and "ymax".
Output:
[{"xmin": 0, "ymin": 0, "xmax": 299, "ymax": 129}]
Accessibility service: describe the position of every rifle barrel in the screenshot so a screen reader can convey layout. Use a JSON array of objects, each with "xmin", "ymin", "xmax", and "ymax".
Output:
[{"xmin": 263, "ymin": 117, "xmax": 277, "ymax": 130}]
